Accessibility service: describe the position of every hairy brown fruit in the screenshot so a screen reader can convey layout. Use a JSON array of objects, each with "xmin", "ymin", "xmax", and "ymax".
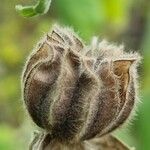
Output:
[
  {"xmin": 30, "ymin": 132, "xmax": 131, "ymax": 150},
  {"xmin": 22, "ymin": 25, "xmax": 141, "ymax": 149}
]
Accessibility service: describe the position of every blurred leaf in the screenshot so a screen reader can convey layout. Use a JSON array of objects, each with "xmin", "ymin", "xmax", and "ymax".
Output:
[
  {"xmin": 55, "ymin": 0, "xmax": 104, "ymax": 40},
  {"xmin": 15, "ymin": 5, "xmax": 37, "ymax": 17},
  {"xmin": 134, "ymin": 94, "xmax": 150, "ymax": 150},
  {"xmin": 0, "ymin": 124, "xmax": 24, "ymax": 150},
  {"xmin": 103, "ymin": 0, "xmax": 130, "ymax": 28},
  {"xmin": 141, "ymin": 11, "xmax": 150, "ymax": 90},
  {"xmin": 0, "ymin": 44, "xmax": 23, "ymax": 67},
  {"xmin": 0, "ymin": 75, "xmax": 19, "ymax": 103},
  {"xmin": 15, "ymin": 0, "xmax": 52, "ymax": 17}
]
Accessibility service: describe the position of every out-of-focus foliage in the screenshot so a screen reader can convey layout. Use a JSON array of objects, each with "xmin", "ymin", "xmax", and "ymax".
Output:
[
  {"xmin": 0, "ymin": 0, "xmax": 149, "ymax": 150},
  {"xmin": 16, "ymin": 0, "xmax": 52, "ymax": 17}
]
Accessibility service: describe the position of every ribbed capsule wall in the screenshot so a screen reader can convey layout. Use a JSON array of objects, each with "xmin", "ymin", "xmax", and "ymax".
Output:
[{"xmin": 22, "ymin": 25, "xmax": 140, "ymax": 143}]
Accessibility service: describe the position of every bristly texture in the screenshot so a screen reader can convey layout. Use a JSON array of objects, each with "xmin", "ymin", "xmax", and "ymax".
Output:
[
  {"xmin": 22, "ymin": 24, "xmax": 141, "ymax": 149},
  {"xmin": 29, "ymin": 132, "xmax": 132, "ymax": 150}
]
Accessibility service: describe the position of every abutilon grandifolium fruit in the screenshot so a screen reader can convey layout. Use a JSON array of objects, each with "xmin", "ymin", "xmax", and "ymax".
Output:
[{"xmin": 22, "ymin": 25, "xmax": 141, "ymax": 150}]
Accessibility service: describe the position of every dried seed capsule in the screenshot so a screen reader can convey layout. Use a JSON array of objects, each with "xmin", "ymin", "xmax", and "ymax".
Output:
[
  {"xmin": 30, "ymin": 132, "xmax": 132, "ymax": 150},
  {"xmin": 22, "ymin": 25, "xmax": 141, "ymax": 145}
]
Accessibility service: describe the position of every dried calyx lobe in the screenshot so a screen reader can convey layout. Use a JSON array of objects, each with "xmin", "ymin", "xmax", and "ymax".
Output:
[{"xmin": 22, "ymin": 25, "xmax": 140, "ymax": 142}]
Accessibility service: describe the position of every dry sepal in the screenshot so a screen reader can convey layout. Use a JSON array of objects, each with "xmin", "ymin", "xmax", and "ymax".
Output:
[{"xmin": 22, "ymin": 25, "xmax": 141, "ymax": 150}]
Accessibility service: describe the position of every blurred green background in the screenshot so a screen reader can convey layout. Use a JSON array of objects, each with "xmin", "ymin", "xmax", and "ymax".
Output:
[{"xmin": 0, "ymin": 0, "xmax": 149, "ymax": 149}]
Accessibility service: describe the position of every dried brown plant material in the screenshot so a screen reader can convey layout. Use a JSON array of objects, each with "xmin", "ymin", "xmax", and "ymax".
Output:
[
  {"xmin": 22, "ymin": 25, "xmax": 141, "ymax": 150},
  {"xmin": 30, "ymin": 132, "xmax": 132, "ymax": 150}
]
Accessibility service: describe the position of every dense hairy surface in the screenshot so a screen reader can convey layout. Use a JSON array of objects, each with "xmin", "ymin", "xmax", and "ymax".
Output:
[
  {"xmin": 30, "ymin": 132, "xmax": 131, "ymax": 150},
  {"xmin": 22, "ymin": 25, "xmax": 141, "ymax": 149}
]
